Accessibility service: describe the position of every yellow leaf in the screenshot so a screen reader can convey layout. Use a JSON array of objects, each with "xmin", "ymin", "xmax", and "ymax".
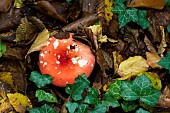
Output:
[
  {"xmin": 0, "ymin": 72, "xmax": 16, "ymax": 91},
  {"xmin": 7, "ymin": 93, "xmax": 32, "ymax": 113},
  {"xmin": 0, "ymin": 98, "xmax": 13, "ymax": 113},
  {"xmin": 158, "ymin": 26, "xmax": 167, "ymax": 54},
  {"xmin": 112, "ymin": 51, "xmax": 123, "ymax": 74},
  {"xmin": 117, "ymin": 56, "xmax": 149, "ymax": 79},
  {"xmin": 146, "ymin": 52, "xmax": 162, "ymax": 69},
  {"xmin": 138, "ymin": 72, "xmax": 162, "ymax": 90},
  {"xmin": 26, "ymin": 28, "xmax": 49, "ymax": 57}
]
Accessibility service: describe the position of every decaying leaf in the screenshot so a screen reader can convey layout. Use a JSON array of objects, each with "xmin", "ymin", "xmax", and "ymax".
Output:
[
  {"xmin": 98, "ymin": 0, "xmax": 113, "ymax": 25},
  {"xmin": 14, "ymin": 0, "xmax": 25, "ymax": 8},
  {"xmin": 146, "ymin": 52, "xmax": 162, "ymax": 69},
  {"xmin": 15, "ymin": 17, "xmax": 37, "ymax": 42},
  {"xmin": 128, "ymin": 0, "xmax": 165, "ymax": 10},
  {"xmin": 138, "ymin": 72, "xmax": 162, "ymax": 90},
  {"xmin": 26, "ymin": 28, "xmax": 49, "ymax": 57},
  {"xmin": 0, "ymin": 72, "xmax": 17, "ymax": 91},
  {"xmin": 157, "ymin": 86, "xmax": 170, "ymax": 107},
  {"xmin": 158, "ymin": 26, "xmax": 167, "ymax": 54},
  {"xmin": 7, "ymin": 93, "xmax": 32, "ymax": 113},
  {"xmin": 144, "ymin": 35, "xmax": 156, "ymax": 52},
  {"xmin": 0, "ymin": 0, "xmax": 13, "ymax": 12},
  {"xmin": 112, "ymin": 51, "xmax": 123, "ymax": 74},
  {"xmin": 117, "ymin": 56, "xmax": 149, "ymax": 79}
]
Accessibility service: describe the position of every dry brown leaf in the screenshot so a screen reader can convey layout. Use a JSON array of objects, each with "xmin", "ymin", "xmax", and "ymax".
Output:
[
  {"xmin": 158, "ymin": 26, "xmax": 167, "ymax": 54},
  {"xmin": 146, "ymin": 52, "xmax": 162, "ymax": 69},
  {"xmin": 117, "ymin": 56, "xmax": 149, "ymax": 78},
  {"xmin": 7, "ymin": 93, "xmax": 32, "ymax": 113},
  {"xmin": 144, "ymin": 35, "xmax": 156, "ymax": 52},
  {"xmin": 112, "ymin": 51, "xmax": 123, "ymax": 74},
  {"xmin": 128, "ymin": 0, "xmax": 165, "ymax": 10},
  {"xmin": 157, "ymin": 86, "xmax": 170, "ymax": 107},
  {"xmin": 26, "ymin": 28, "xmax": 49, "ymax": 57}
]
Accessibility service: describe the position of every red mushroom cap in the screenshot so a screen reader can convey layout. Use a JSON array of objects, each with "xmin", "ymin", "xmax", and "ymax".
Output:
[{"xmin": 39, "ymin": 33, "xmax": 95, "ymax": 87}]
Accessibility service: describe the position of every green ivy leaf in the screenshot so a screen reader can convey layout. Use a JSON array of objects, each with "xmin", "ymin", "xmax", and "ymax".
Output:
[
  {"xmin": 66, "ymin": 0, "xmax": 72, "ymax": 3},
  {"xmin": 121, "ymin": 101, "xmax": 138, "ymax": 112},
  {"xmin": 0, "ymin": 41, "xmax": 6, "ymax": 57},
  {"xmin": 65, "ymin": 101, "xmax": 78, "ymax": 113},
  {"xmin": 137, "ymin": 10, "xmax": 150, "ymax": 29},
  {"xmin": 29, "ymin": 71, "xmax": 52, "ymax": 88},
  {"xmin": 158, "ymin": 52, "xmax": 170, "ymax": 74},
  {"xmin": 65, "ymin": 74, "xmax": 90, "ymax": 101},
  {"xmin": 164, "ymin": 0, "xmax": 170, "ymax": 7},
  {"xmin": 29, "ymin": 104, "xmax": 57, "ymax": 113},
  {"xmin": 135, "ymin": 108, "xmax": 150, "ymax": 113},
  {"xmin": 35, "ymin": 89, "xmax": 58, "ymax": 103},
  {"xmin": 84, "ymin": 88, "xmax": 99, "ymax": 105},
  {"xmin": 102, "ymin": 95, "xmax": 120, "ymax": 108},
  {"xmin": 114, "ymin": 0, "xmax": 125, "ymax": 4},
  {"xmin": 75, "ymin": 103, "xmax": 89, "ymax": 113},
  {"xmin": 89, "ymin": 102, "xmax": 107, "ymax": 113},
  {"xmin": 121, "ymin": 74, "xmax": 161, "ymax": 106},
  {"xmin": 106, "ymin": 80, "xmax": 122, "ymax": 100},
  {"xmin": 112, "ymin": 3, "xmax": 138, "ymax": 28},
  {"xmin": 167, "ymin": 24, "xmax": 170, "ymax": 33}
]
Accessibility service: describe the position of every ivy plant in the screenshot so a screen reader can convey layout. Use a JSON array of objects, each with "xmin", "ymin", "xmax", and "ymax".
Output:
[
  {"xmin": 0, "ymin": 41, "xmax": 6, "ymax": 57},
  {"xmin": 112, "ymin": 0, "xmax": 150, "ymax": 29}
]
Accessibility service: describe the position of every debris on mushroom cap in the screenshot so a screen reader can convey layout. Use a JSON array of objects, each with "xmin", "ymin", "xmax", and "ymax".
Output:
[{"xmin": 39, "ymin": 33, "xmax": 95, "ymax": 87}]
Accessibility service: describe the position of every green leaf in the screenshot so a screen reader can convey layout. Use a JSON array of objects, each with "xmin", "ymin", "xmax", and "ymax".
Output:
[
  {"xmin": 65, "ymin": 101, "xmax": 78, "ymax": 113},
  {"xmin": 135, "ymin": 108, "xmax": 150, "ymax": 113},
  {"xmin": 75, "ymin": 103, "xmax": 89, "ymax": 113},
  {"xmin": 158, "ymin": 52, "xmax": 170, "ymax": 74},
  {"xmin": 102, "ymin": 95, "xmax": 120, "ymax": 108},
  {"xmin": 121, "ymin": 74, "xmax": 161, "ymax": 106},
  {"xmin": 121, "ymin": 101, "xmax": 138, "ymax": 112},
  {"xmin": 35, "ymin": 89, "xmax": 58, "ymax": 103},
  {"xmin": 0, "ymin": 41, "xmax": 6, "ymax": 57},
  {"xmin": 137, "ymin": 10, "xmax": 150, "ymax": 29},
  {"xmin": 106, "ymin": 80, "xmax": 122, "ymax": 100},
  {"xmin": 89, "ymin": 102, "xmax": 107, "ymax": 113},
  {"xmin": 66, "ymin": 0, "xmax": 72, "ymax": 3},
  {"xmin": 114, "ymin": 0, "xmax": 125, "ymax": 4},
  {"xmin": 29, "ymin": 71, "xmax": 52, "ymax": 88},
  {"xmin": 65, "ymin": 74, "xmax": 90, "ymax": 101},
  {"xmin": 167, "ymin": 24, "xmax": 170, "ymax": 33},
  {"xmin": 112, "ymin": 3, "xmax": 138, "ymax": 28},
  {"xmin": 84, "ymin": 88, "xmax": 99, "ymax": 105},
  {"xmin": 164, "ymin": 0, "xmax": 170, "ymax": 7},
  {"xmin": 29, "ymin": 104, "xmax": 57, "ymax": 113}
]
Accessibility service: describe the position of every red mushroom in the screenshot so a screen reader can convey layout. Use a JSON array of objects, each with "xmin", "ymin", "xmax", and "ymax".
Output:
[{"xmin": 39, "ymin": 33, "xmax": 95, "ymax": 87}]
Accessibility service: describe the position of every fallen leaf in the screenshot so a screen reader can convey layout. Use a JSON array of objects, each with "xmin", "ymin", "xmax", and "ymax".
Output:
[
  {"xmin": 128, "ymin": 0, "xmax": 165, "ymax": 10},
  {"xmin": 144, "ymin": 35, "xmax": 156, "ymax": 52},
  {"xmin": 26, "ymin": 28, "xmax": 49, "ymax": 57},
  {"xmin": 146, "ymin": 52, "xmax": 162, "ymax": 69},
  {"xmin": 157, "ymin": 86, "xmax": 170, "ymax": 107},
  {"xmin": 158, "ymin": 26, "xmax": 167, "ymax": 54},
  {"xmin": 7, "ymin": 93, "xmax": 32, "ymax": 113},
  {"xmin": 117, "ymin": 56, "xmax": 149, "ymax": 79},
  {"xmin": 112, "ymin": 51, "xmax": 123, "ymax": 74},
  {"xmin": 138, "ymin": 72, "xmax": 162, "ymax": 90}
]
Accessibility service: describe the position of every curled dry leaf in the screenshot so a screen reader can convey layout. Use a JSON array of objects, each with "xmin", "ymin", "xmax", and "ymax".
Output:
[
  {"xmin": 146, "ymin": 52, "xmax": 162, "ymax": 69},
  {"xmin": 113, "ymin": 51, "xmax": 123, "ymax": 74},
  {"xmin": 128, "ymin": 0, "xmax": 165, "ymax": 10},
  {"xmin": 158, "ymin": 86, "xmax": 170, "ymax": 107},
  {"xmin": 144, "ymin": 35, "xmax": 156, "ymax": 52},
  {"xmin": 117, "ymin": 56, "xmax": 149, "ymax": 80},
  {"xmin": 62, "ymin": 14, "xmax": 98, "ymax": 31},
  {"xmin": 26, "ymin": 29, "xmax": 49, "ymax": 57},
  {"xmin": 158, "ymin": 26, "xmax": 167, "ymax": 54}
]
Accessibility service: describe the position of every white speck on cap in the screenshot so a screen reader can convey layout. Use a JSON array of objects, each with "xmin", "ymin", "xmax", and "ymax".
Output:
[
  {"xmin": 58, "ymin": 71, "xmax": 61, "ymax": 74},
  {"xmin": 43, "ymin": 62, "xmax": 47, "ymax": 67},
  {"xmin": 40, "ymin": 53, "xmax": 45, "ymax": 58},
  {"xmin": 57, "ymin": 55, "xmax": 60, "ymax": 59},
  {"xmin": 49, "ymin": 38, "xmax": 52, "ymax": 40},
  {"xmin": 63, "ymin": 40, "xmax": 67, "ymax": 43},
  {"xmin": 56, "ymin": 60, "xmax": 60, "ymax": 64},
  {"xmin": 53, "ymin": 39, "xmax": 59, "ymax": 49},
  {"xmin": 54, "ymin": 54, "xmax": 57, "ymax": 56},
  {"xmin": 75, "ymin": 47, "xmax": 78, "ymax": 52},
  {"xmin": 40, "ymin": 61, "xmax": 43, "ymax": 64},
  {"xmin": 71, "ymin": 58, "xmax": 78, "ymax": 64},
  {"xmin": 78, "ymin": 59, "xmax": 87, "ymax": 67},
  {"xmin": 47, "ymin": 42, "xmax": 50, "ymax": 46},
  {"xmin": 44, "ymin": 51, "xmax": 48, "ymax": 54},
  {"xmin": 55, "ymin": 67, "xmax": 58, "ymax": 69}
]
